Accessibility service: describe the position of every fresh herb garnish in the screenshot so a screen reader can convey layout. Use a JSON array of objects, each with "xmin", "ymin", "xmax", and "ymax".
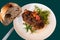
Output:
[
  {"xmin": 23, "ymin": 23, "xmax": 35, "ymax": 33},
  {"xmin": 35, "ymin": 5, "xmax": 49, "ymax": 24}
]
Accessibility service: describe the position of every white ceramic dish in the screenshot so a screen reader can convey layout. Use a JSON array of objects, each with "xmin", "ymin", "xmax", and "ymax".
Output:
[{"xmin": 13, "ymin": 3, "xmax": 56, "ymax": 40}]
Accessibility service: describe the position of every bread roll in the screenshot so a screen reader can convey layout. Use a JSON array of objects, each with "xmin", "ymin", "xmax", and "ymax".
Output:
[{"xmin": 0, "ymin": 2, "xmax": 22, "ymax": 25}]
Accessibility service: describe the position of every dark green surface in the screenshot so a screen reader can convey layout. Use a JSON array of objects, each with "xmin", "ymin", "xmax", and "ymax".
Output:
[{"xmin": 0, "ymin": 0, "xmax": 59, "ymax": 40}]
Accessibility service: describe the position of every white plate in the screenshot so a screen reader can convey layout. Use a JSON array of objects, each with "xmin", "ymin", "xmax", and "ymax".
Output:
[{"xmin": 13, "ymin": 3, "xmax": 56, "ymax": 40}]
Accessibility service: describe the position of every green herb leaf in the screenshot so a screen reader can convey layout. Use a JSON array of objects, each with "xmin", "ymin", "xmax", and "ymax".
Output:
[{"xmin": 34, "ymin": 5, "xmax": 49, "ymax": 24}]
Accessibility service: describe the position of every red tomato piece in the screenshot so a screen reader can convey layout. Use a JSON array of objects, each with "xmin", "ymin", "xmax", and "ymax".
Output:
[{"xmin": 36, "ymin": 15, "xmax": 40, "ymax": 20}]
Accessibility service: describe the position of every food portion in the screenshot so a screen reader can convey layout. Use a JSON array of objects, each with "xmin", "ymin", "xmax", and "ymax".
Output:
[
  {"xmin": 0, "ymin": 2, "xmax": 22, "ymax": 25},
  {"xmin": 22, "ymin": 6, "xmax": 49, "ymax": 33}
]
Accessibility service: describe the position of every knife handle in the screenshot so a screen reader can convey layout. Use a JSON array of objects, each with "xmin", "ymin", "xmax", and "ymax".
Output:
[{"xmin": 2, "ymin": 27, "xmax": 14, "ymax": 40}]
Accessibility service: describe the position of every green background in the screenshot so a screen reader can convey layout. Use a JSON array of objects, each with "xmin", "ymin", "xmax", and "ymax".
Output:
[{"xmin": 0, "ymin": 0, "xmax": 59, "ymax": 40}]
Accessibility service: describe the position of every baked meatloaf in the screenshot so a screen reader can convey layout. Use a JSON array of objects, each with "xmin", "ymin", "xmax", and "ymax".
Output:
[{"xmin": 22, "ymin": 9, "xmax": 44, "ymax": 30}]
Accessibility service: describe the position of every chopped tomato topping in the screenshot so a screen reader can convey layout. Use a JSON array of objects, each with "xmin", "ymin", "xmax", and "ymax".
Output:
[{"xmin": 36, "ymin": 15, "xmax": 40, "ymax": 20}]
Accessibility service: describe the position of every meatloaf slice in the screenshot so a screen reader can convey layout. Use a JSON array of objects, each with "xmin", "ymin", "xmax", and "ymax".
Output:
[{"xmin": 22, "ymin": 9, "xmax": 44, "ymax": 30}]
